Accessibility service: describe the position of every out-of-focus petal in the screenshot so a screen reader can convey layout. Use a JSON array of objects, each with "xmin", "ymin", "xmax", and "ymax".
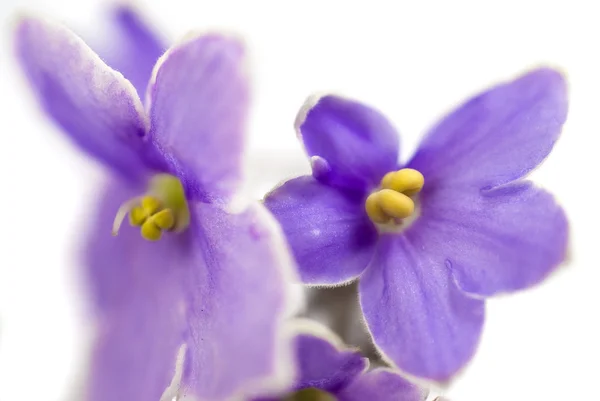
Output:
[
  {"xmin": 148, "ymin": 34, "xmax": 249, "ymax": 202},
  {"xmin": 264, "ymin": 176, "xmax": 377, "ymax": 285},
  {"xmin": 85, "ymin": 181, "xmax": 296, "ymax": 401},
  {"xmin": 417, "ymin": 181, "xmax": 568, "ymax": 296},
  {"xmin": 296, "ymin": 95, "xmax": 400, "ymax": 191},
  {"xmin": 408, "ymin": 68, "xmax": 568, "ymax": 189},
  {"xmin": 337, "ymin": 369, "xmax": 427, "ymax": 401},
  {"xmin": 291, "ymin": 328, "xmax": 367, "ymax": 393},
  {"xmin": 359, "ymin": 234, "xmax": 485, "ymax": 381},
  {"xmin": 15, "ymin": 16, "xmax": 155, "ymax": 181},
  {"xmin": 94, "ymin": 5, "xmax": 167, "ymax": 98}
]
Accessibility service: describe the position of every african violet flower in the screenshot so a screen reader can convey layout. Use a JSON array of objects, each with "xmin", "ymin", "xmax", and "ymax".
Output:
[
  {"xmin": 253, "ymin": 322, "xmax": 426, "ymax": 401},
  {"xmin": 264, "ymin": 69, "xmax": 568, "ymax": 381},
  {"xmin": 16, "ymin": 13, "xmax": 296, "ymax": 401}
]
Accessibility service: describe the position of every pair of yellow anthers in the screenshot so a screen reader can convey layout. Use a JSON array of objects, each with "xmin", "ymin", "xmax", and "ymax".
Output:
[
  {"xmin": 365, "ymin": 168, "xmax": 424, "ymax": 224},
  {"xmin": 112, "ymin": 174, "xmax": 191, "ymax": 241}
]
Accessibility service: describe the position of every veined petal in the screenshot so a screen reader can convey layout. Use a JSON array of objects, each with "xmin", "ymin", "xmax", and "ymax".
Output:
[
  {"xmin": 148, "ymin": 33, "xmax": 249, "ymax": 202},
  {"xmin": 264, "ymin": 176, "xmax": 377, "ymax": 285},
  {"xmin": 408, "ymin": 68, "xmax": 568, "ymax": 189},
  {"xmin": 85, "ymin": 181, "xmax": 296, "ymax": 401},
  {"xmin": 418, "ymin": 181, "xmax": 568, "ymax": 296},
  {"xmin": 296, "ymin": 95, "xmax": 400, "ymax": 191},
  {"xmin": 337, "ymin": 369, "xmax": 427, "ymax": 401},
  {"xmin": 15, "ymin": 16, "xmax": 155, "ymax": 181},
  {"xmin": 359, "ymin": 234, "xmax": 485, "ymax": 381},
  {"xmin": 93, "ymin": 5, "xmax": 167, "ymax": 98}
]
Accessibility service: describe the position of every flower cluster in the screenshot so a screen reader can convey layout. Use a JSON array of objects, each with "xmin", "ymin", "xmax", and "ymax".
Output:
[{"xmin": 14, "ymin": 4, "xmax": 568, "ymax": 401}]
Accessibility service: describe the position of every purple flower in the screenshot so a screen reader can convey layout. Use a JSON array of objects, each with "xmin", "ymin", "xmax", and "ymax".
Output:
[
  {"xmin": 15, "ymin": 12, "xmax": 296, "ymax": 401},
  {"xmin": 264, "ymin": 69, "xmax": 569, "ymax": 381},
  {"xmin": 254, "ymin": 323, "xmax": 427, "ymax": 401}
]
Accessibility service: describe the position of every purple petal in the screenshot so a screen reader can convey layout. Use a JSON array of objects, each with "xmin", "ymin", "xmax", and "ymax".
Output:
[
  {"xmin": 417, "ymin": 181, "xmax": 568, "ymax": 296},
  {"xmin": 291, "ymin": 329, "xmax": 367, "ymax": 393},
  {"xmin": 85, "ymin": 180, "xmax": 295, "ymax": 401},
  {"xmin": 337, "ymin": 369, "xmax": 427, "ymax": 401},
  {"xmin": 93, "ymin": 5, "xmax": 167, "ymax": 98},
  {"xmin": 264, "ymin": 176, "xmax": 377, "ymax": 285},
  {"xmin": 408, "ymin": 68, "xmax": 568, "ymax": 189},
  {"xmin": 15, "ymin": 16, "xmax": 154, "ymax": 181},
  {"xmin": 296, "ymin": 95, "xmax": 400, "ymax": 191},
  {"xmin": 359, "ymin": 234, "xmax": 485, "ymax": 381},
  {"xmin": 148, "ymin": 34, "xmax": 249, "ymax": 202}
]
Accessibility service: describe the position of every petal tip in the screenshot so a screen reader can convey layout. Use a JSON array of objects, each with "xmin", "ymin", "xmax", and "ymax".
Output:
[{"xmin": 294, "ymin": 93, "xmax": 327, "ymax": 134}]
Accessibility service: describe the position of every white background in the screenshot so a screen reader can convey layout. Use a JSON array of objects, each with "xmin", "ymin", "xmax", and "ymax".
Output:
[{"xmin": 0, "ymin": 1, "xmax": 599, "ymax": 400}]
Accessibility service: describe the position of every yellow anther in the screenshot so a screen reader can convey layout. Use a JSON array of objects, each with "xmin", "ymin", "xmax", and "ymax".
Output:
[
  {"xmin": 378, "ymin": 189, "xmax": 414, "ymax": 219},
  {"xmin": 112, "ymin": 174, "xmax": 190, "ymax": 241},
  {"xmin": 140, "ymin": 220, "xmax": 162, "ymax": 241},
  {"xmin": 129, "ymin": 206, "xmax": 148, "ymax": 226},
  {"xmin": 151, "ymin": 209, "xmax": 175, "ymax": 230},
  {"xmin": 381, "ymin": 168, "xmax": 424, "ymax": 196},
  {"xmin": 365, "ymin": 192, "xmax": 391, "ymax": 224},
  {"xmin": 141, "ymin": 196, "xmax": 161, "ymax": 215}
]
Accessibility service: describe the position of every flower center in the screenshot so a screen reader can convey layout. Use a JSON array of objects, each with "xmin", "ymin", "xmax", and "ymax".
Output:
[
  {"xmin": 283, "ymin": 388, "xmax": 337, "ymax": 401},
  {"xmin": 112, "ymin": 174, "xmax": 191, "ymax": 241},
  {"xmin": 365, "ymin": 168, "xmax": 424, "ymax": 225}
]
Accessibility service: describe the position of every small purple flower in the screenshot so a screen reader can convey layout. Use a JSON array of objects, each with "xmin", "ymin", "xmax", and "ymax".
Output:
[
  {"xmin": 253, "ymin": 322, "xmax": 427, "ymax": 401},
  {"xmin": 16, "ymin": 12, "xmax": 296, "ymax": 401},
  {"xmin": 264, "ymin": 69, "xmax": 569, "ymax": 381}
]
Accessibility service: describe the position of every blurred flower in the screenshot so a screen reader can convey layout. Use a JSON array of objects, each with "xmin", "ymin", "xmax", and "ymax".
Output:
[
  {"xmin": 15, "ymin": 11, "xmax": 296, "ymax": 401},
  {"xmin": 264, "ymin": 69, "xmax": 569, "ymax": 381},
  {"xmin": 253, "ymin": 322, "xmax": 426, "ymax": 401}
]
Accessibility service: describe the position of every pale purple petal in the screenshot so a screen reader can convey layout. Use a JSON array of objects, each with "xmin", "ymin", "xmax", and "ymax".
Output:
[
  {"xmin": 296, "ymin": 95, "xmax": 400, "ymax": 191},
  {"xmin": 15, "ymin": 16, "xmax": 156, "ymax": 181},
  {"xmin": 148, "ymin": 34, "xmax": 249, "ymax": 202},
  {"xmin": 359, "ymin": 234, "xmax": 485, "ymax": 381},
  {"xmin": 85, "ymin": 181, "xmax": 295, "ymax": 401},
  {"xmin": 417, "ymin": 181, "xmax": 568, "ymax": 296},
  {"xmin": 337, "ymin": 369, "xmax": 427, "ymax": 401},
  {"xmin": 93, "ymin": 5, "xmax": 167, "ymax": 98},
  {"xmin": 408, "ymin": 68, "xmax": 568, "ymax": 189},
  {"xmin": 264, "ymin": 176, "xmax": 377, "ymax": 285},
  {"xmin": 291, "ymin": 332, "xmax": 366, "ymax": 392}
]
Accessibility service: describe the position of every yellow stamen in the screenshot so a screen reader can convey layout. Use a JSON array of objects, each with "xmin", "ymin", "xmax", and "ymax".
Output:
[
  {"xmin": 381, "ymin": 168, "xmax": 424, "ymax": 196},
  {"xmin": 112, "ymin": 174, "xmax": 190, "ymax": 241},
  {"xmin": 377, "ymin": 189, "xmax": 414, "ymax": 219},
  {"xmin": 141, "ymin": 220, "xmax": 162, "ymax": 241},
  {"xmin": 365, "ymin": 168, "xmax": 424, "ymax": 225}
]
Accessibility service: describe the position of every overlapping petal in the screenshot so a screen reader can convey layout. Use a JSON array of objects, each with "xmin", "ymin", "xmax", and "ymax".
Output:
[
  {"xmin": 338, "ymin": 369, "xmax": 427, "ymax": 401},
  {"xmin": 264, "ymin": 176, "xmax": 377, "ymax": 285},
  {"xmin": 15, "ymin": 16, "xmax": 156, "ymax": 181},
  {"xmin": 85, "ymin": 180, "xmax": 295, "ymax": 401},
  {"xmin": 291, "ymin": 331, "xmax": 366, "ymax": 392},
  {"xmin": 359, "ymin": 234, "xmax": 485, "ymax": 381},
  {"xmin": 148, "ymin": 34, "xmax": 249, "ymax": 202},
  {"xmin": 296, "ymin": 95, "xmax": 400, "ymax": 191},
  {"xmin": 417, "ymin": 181, "xmax": 568, "ymax": 296},
  {"xmin": 93, "ymin": 5, "xmax": 167, "ymax": 97},
  {"xmin": 408, "ymin": 68, "xmax": 568, "ymax": 189}
]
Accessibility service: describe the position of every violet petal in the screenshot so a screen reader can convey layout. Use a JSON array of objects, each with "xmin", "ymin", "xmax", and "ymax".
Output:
[
  {"xmin": 264, "ymin": 176, "xmax": 377, "ymax": 285},
  {"xmin": 93, "ymin": 5, "xmax": 167, "ymax": 98},
  {"xmin": 417, "ymin": 181, "xmax": 568, "ymax": 296},
  {"xmin": 359, "ymin": 234, "xmax": 485, "ymax": 381},
  {"xmin": 15, "ymin": 16, "xmax": 151, "ymax": 181},
  {"xmin": 337, "ymin": 369, "xmax": 428, "ymax": 401},
  {"xmin": 296, "ymin": 95, "xmax": 400, "ymax": 191},
  {"xmin": 148, "ymin": 34, "xmax": 249, "ymax": 202},
  {"xmin": 85, "ymin": 180, "xmax": 295, "ymax": 401},
  {"xmin": 291, "ymin": 331, "xmax": 367, "ymax": 393},
  {"xmin": 408, "ymin": 68, "xmax": 568, "ymax": 189}
]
